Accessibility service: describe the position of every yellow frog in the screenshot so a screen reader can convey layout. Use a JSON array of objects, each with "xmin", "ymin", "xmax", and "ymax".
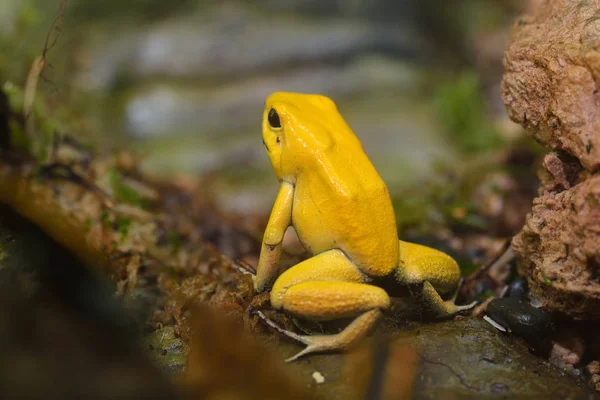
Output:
[{"xmin": 253, "ymin": 92, "xmax": 476, "ymax": 362}]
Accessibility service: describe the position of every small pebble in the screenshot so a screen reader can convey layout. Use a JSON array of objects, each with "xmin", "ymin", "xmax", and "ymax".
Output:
[{"xmin": 312, "ymin": 371, "xmax": 325, "ymax": 384}]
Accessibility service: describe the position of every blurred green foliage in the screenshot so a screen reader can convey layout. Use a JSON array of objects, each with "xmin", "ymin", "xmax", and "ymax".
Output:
[
  {"xmin": 2, "ymin": 81, "xmax": 66, "ymax": 160},
  {"xmin": 66, "ymin": 0, "xmax": 197, "ymax": 22},
  {"xmin": 0, "ymin": 1, "xmax": 40, "ymax": 82},
  {"xmin": 434, "ymin": 71, "xmax": 503, "ymax": 154},
  {"xmin": 393, "ymin": 161, "xmax": 490, "ymax": 236}
]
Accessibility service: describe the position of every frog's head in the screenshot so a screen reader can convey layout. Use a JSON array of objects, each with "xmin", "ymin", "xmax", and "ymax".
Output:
[{"xmin": 262, "ymin": 92, "xmax": 359, "ymax": 181}]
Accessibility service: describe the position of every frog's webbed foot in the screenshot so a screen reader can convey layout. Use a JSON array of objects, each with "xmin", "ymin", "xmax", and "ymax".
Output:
[
  {"xmin": 257, "ymin": 309, "xmax": 383, "ymax": 362},
  {"xmin": 413, "ymin": 281, "xmax": 477, "ymax": 319}
]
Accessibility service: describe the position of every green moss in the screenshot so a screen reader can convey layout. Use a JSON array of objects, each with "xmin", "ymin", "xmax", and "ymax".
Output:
[
  {"xmin": 542, "ymin": 275, "xmax": 553, "ymax": 287},
  {"xmin": 457, "ymin": 257, "xmax": 479, "ymax": 276},
  {"xmin": 98, "ymin": 210, "xmax": 132, "ymax": 242},
  {"xmin": 100, "ymin": 210, "xmax": 111, "ymax": 229},
  {"xmin": 475, "ymin": 289, "xmax": 496, "ymax": 301},
  {"xmin": 166, "ymin": 232, "xmax": 181, "ymax": 254},
  {"xmin": 8, "ymin": 118, "xmax": 29, "ymax": 154},
  {"xmin": 159, "ymin": 264, "xmax": 177, "ymax": 275},
  {"xmin": 434, "ymin": 71, "xmax": 503, "ymax": 154},
  {"xmin": 108, "ymin": 168, "xmax": 148, "ymax": 209},
  {"xmin": 115, "ymin": 216, "xmax": 131, "ymax": 242}
]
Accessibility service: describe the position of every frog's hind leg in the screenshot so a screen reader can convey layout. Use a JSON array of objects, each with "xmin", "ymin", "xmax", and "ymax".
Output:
[
  {"xmin": 396, "ymin": 241, "xmax": 476, "ymax": 319},
  {"xmin": 266, "ymin": 249, "xmax": 391, "ymax": 362}
]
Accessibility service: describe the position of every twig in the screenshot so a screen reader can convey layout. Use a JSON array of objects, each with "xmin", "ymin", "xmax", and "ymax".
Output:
[
  {"xmin": 23, "ymin": 0, "xmax": 69, "ymax": 149},
  {"xmin": 37, "ymin": 163, "xmax": 109, "ymax": 199},
  {"xmin": 233, "ymin": 259, "xmax": 256, "ymax": 275},
  {"xmin": 39, "ymin": 0, "xmax": 68, "ymax": 86},
  {"xmin": 464, "ymin": 238, "xmax": 514, "ymax": 284}
]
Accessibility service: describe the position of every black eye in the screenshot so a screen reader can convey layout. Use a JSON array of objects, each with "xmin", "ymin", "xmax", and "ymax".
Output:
[{"xmin": 268, "ymin": 108, "xmax": 281, "ymax": 128}]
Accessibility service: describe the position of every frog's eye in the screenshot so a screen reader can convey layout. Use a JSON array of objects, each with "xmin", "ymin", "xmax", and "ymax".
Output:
[{"xmin": 268, "ymin": 109, "xmax": 281, "ymax": 129}]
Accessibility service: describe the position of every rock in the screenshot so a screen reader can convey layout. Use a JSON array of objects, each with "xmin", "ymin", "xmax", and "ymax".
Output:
[
  {"xmin": 502, "ymin": 0, "xmax": 600, "ymax": 171},
  {"xmin": 513, "ymin": 171, "xmax": 600, "ymax": 319},
  {"xmin": 503, "ymin": 0, "xmax": 600, "ymax": 319},
  {"xmin": 394, "ymin": 319, "xmax": 590, "ymax": 398},
  {"xmin": 263, "ymin": 318, "xmax": 594, "ymax": 398},
  {"xmin": 504, "ymin": 276, "xmax": 528, "ymax": 299},
  {"xmin": 485, "ymin": 296, "xmax": 555, "ymax": 355}
]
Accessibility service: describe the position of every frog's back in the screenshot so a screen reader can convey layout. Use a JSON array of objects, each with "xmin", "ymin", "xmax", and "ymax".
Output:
[
  {"xmin": 268, "ymin": 92, "xmax": 399, "ymax": 276},
  {"xmin": 291, "ymin": 120, "xmax": 399, "ymax": 278}
]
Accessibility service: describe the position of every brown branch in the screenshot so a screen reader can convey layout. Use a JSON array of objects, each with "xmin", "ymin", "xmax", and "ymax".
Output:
[
  {"xmin": 23, "ymin": 0, "xmax": 68, "ymax": 144},
  {"xmin": 42, "ymin": 0, "xmax": 68, "ymax": 59}
]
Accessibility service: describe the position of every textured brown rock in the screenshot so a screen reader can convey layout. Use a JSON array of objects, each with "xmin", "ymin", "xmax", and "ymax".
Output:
[
  {"xmin": 504, "ymin": 0, "xmax": 600, "ymax": 319},
  {"xmin": 502, "ymin": 0, "xmax": 600, "ymax": 171},
  {"xmin": 513, "ymin": 172, "xmax": 600, "ymax": 319}
]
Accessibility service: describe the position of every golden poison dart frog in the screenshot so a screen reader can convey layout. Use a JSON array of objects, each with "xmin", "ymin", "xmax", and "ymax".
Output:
[{"xmin": 253, "ymin": 92, "xmax": 475, "ymax": 362}]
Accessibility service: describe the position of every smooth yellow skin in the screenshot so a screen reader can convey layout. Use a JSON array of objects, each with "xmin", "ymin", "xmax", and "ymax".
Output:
[{"xmin": 254, "ymin": 92, "xmax": 475, "ymax": 362}]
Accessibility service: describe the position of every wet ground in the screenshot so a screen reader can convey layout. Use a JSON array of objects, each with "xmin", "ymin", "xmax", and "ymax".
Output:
[{"xmin": 146, "ymin": 314, "xmax": 597, "ymax": 399}]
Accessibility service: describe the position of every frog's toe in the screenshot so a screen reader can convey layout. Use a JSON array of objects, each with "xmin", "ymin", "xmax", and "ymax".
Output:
[
  {"xmin": 450, "ymin": 300, "xmax": 478, "ymax": 314},
  {"xmin": 285, "ymin": 343, "xmax": 319, "ymax": 363},
  {"xmin": 443, "ymin": 299, "xmax": 478, "ymax": 316},
  {"xmin": 256, "ymin": 310, "xmax": 312, "ymax": 345},
  {"xmin": 284, "ymin": 334, "xmax": 347, "ymax": 362},
  {"xmin": 463, "ymin": 300, "xmax": 479, "ymax": 310},
  {"xmin": 284, "ymin": 336, "xmax": 342, "ymax": 362}
]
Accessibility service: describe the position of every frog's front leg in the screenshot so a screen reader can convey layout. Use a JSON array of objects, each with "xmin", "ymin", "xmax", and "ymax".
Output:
[
  {"xmin": 396, "ymin": 241, "xmax": 477, "ymax": 318},
  {"xmin": 254, "ymin": 181, "xmax": 294, "ymax": 293},
  {"xmin": 266, "ymin": 249, "xmax": 390, "ymax": 362}
]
